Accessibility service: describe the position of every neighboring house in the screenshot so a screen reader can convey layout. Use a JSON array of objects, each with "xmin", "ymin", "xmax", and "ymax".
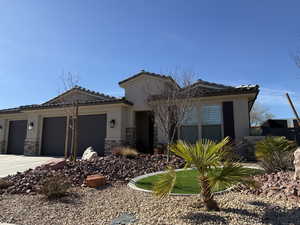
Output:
[{"xmin": 0, "ymin": 71, "xmax": 259, "ymax": 156}]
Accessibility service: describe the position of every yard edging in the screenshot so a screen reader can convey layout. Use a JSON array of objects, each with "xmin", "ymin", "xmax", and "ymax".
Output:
[{"xmin": 128, "ymin": 165, "xmax": 261, "ymax": 196}]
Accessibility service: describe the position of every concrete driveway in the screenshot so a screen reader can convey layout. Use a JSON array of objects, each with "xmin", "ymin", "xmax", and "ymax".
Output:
[{"xmin": 0, "ymin": 155, "xmax": 58, "ymax": 178}]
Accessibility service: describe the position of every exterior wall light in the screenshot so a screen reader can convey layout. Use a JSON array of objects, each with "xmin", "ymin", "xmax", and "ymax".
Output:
[
  {"xmin": 0, "ymin": 125, "xmax": 2, "ymax": 131},
  {"xmin": 110, "ymin": 119, "xmax": 116, "ymax": 128},
  {"xmin": 28, "ymin": 122, "xmax": 34, "ymax": 130}
]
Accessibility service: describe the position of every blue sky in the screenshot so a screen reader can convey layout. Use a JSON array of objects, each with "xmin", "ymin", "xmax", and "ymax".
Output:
[{"xmin": 0, "ymin": 0, "xmax": 300, "ymax": 118}]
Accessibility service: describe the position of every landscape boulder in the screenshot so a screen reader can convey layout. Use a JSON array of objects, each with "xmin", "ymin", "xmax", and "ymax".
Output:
[
  {"xmin": 294, "ymin": 147, "xmax": 300, "ymax": 180},
  {"xmin": 85, "ymin": 174, "xmax": 106, "ymax": 188},
  {"xmin": 40, "ymin": 159, "xmax": 66, "ymax": 171},
  {"xmin": 82, "ymin": 147, "xmax": 98, "ymax": 161}
]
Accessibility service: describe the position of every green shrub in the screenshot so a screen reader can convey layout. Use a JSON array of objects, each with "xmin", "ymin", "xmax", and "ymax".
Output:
[
  {"xmin": 39, "ymin": 175, "xmax": 71, "ymax": 199},
  {"xmin": 255, "ymin": 136, "xmax": 297, "ymax": 173},
  {"xmin": 0, "ymin": 179, "xmax": 12, "ymax": 189}
]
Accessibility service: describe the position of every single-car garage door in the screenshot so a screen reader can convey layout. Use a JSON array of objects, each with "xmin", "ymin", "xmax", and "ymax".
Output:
[
  {"xmin": 7, "ymin": 120, "xmax": 27, "ymax": 154},
  {"xmin": 78, "ymin": 114, "xmax": 107, "ymax": 156},
  {"xmin": 41, "ymin": 117, "xmax": 67, "ymax": 156}
]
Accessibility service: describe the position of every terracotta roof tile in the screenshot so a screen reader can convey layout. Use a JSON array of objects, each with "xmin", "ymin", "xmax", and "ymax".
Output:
[
  {"xmin": 0, "ymin": 99, "xmax": 132, "ymax": 114},
  {"xmin": 42, "ymin": 85, "xmax": 116, "ymax": 105},
  {"xmin": 118, "ymin": 70, "xmax": 178, "ymax": 86}
]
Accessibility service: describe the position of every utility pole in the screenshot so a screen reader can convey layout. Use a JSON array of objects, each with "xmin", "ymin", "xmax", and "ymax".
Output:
[{"xmin": 286, "ymin": 93, "xmax": 300, "ymax": 126}]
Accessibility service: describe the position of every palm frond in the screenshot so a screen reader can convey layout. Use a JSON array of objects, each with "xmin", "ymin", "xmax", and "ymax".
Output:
[
  {"xmin": 171, "ymin": 137, "xmax": 231, "ymax": 175},
  {"xmin": 170, "ymin": 141, "xmax": 193, "ymax": 168},
  {"xmin": 207, "ymin": 163, "xmax": 258, "ymax": 192},
  {"xmin": 193, "ymin": 137, "xmax": 230, "ymax": 173},
  {"xmin": 153, "ymin": 167, "xmax": 177, "ymax": 198}
]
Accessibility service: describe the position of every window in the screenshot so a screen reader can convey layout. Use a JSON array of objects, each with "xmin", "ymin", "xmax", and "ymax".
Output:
[
  {"xmin": 201, "ymin": 105, "xmax": 222, "ymax": 141},
  {"xmin": 182, "ymin": 107, "xmax": 198, "ymax": 125},
  {"xmin": 180, "ymin": 107, "xmax": 198, "ymax": 144}
]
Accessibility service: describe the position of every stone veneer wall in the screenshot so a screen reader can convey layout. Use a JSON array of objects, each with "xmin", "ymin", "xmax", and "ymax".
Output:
[
  {"xmin": 24, "ymin": 139, "xmax": 39, "ymax": 156},
  {"xmin": 0, "ymin": 140, "xmax": 6, "ymax": 154},
  {"xmin": 104, "ymin": 139, "xmax": 125, "ymax": 155},
  {"xmin": 125, "ymin": 127, "xmax": 136, "ymax": 147},
  {"xmin": 153, "ymin": 126, "xmax": 158, "ymax": 147}
]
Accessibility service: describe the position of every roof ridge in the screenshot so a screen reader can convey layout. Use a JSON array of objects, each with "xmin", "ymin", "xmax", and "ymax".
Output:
[
  {"xmin": 191, "ymin": 79, "xmax": 235, "ymax": 89},
  {"xmin": 14, "ymin": 98, "xmax": 133, "ymax": 112},
  {"xmin": 72, "ymin": 85, "xmax": 116, "ymax": 100},
  {"xmin": 118, "ymin": 70, "xmax": 178, "ymax": 87},
  {"xmin": 42, "ymin": 85, "xmax": 116, "ymax": 105}
]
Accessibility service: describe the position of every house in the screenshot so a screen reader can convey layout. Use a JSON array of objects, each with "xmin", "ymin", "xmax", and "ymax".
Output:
[{"xmin": 0, "ymin": 71, "xmax": 259, "ymax": 156}]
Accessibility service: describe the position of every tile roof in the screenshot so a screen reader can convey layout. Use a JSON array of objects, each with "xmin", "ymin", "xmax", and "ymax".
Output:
[
  {"xmin": 187, "ymin": 79, "xmax": 235, "ymax": 89},
  {"xmin": 0, "ymin": 99, "xmax": 132, "ymax": 114},
  {"xmin": 0, "ymin": 72, "xmax": 259, "ymax": 115},
  {"xmin": 42, "ymin": 85, "xmax": 116, "ymax": 105},
  {"xmin": 190, "ymin": 85, "xmax": 259, "ymax": 97},
  {"xmin": 118, "ymin": 70, "xmax": 178, "ymax": 86}
]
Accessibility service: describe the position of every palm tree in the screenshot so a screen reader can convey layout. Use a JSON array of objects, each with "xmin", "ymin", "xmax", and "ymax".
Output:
[{"xmin": 153, "ymin": 137, "xmax": 257, "ymax": 211}]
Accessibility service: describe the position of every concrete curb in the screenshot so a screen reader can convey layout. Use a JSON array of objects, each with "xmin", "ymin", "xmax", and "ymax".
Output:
[{"xmin": 128, "ymin": 166, "xmax": 261, "ymax": 196}]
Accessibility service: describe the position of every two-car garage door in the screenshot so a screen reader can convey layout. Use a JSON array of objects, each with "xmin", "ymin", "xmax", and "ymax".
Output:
[{"xmin": 41, "ymin": 114, "xmax": 107, "ymax": 156}]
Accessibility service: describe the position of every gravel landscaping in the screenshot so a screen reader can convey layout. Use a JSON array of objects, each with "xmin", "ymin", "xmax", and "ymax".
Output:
[
  {"xmin": 1, "ymin": 153, "xmax": 300, "ymax": 225},
  {"xmin": 0, "ymin": 184, "xmax": 299, "ymax": 225},
  {"xmin": 1, "ymin": 154, "xmax": 184, "ymax": 195},
  {"xmin": 241, "ymin": 171, "xmax": 300, "ymax": 202}
]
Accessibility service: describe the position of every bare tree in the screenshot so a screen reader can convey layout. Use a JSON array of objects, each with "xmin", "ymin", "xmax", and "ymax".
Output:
[
  {"xmin": 145, "ymin": 71, "xmax": 196, "ymax": 161},
  {"xmin": 250, "ymin": 102, "xmax": 274, "ymax": 126},
  {"xmin": 58, "ymin": 72, "xmax": 80, "ymax": 161}
]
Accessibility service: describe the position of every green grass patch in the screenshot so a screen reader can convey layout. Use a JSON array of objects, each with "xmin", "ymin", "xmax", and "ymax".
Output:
[{"xmin": 135, "ymin": 168, "xmax": 263, "ymax": 194}]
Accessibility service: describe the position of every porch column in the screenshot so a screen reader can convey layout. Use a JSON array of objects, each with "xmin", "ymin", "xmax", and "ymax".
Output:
[
  {"xmin": 24, "ymin": 115, "xmax": 41, "ymax": 156},
  {"xmin": 0, "ymin": 119, "xmax": 7, "ymax": 154}
]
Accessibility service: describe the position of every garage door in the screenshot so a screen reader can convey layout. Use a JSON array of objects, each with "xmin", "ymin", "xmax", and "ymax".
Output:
[
  {"xmin": 41, "ymin": 117, "xmax": 67, "ymax": 156},
  {"xmin": 7, "ymin": 120, "xmax": 27, "ymax": 155},
  {"xmin": 78, "ymin": 114, "xmax": 107, "ymax": 156}
]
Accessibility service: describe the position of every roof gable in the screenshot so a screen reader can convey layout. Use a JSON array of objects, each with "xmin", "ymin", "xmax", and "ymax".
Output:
[
  {"xmin": 119, "ymin": 70, "xmax": 178, "ymax": 87},
  {"xmin": 42, "ymin": 86, "xmax": 115, "ymax": 105}
]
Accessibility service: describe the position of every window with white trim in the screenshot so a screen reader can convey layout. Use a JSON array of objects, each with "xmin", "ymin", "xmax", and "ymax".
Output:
[
  {"xmin": 201, "ymin": 105, "xmax": 222, "ymax": 141},
  {"xmin": 180, "ymin": 107, "xmax": 198, "ymax": 143}
]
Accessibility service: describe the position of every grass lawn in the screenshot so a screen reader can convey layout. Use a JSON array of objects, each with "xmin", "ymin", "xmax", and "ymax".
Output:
[{"xmin": 135, "ymin": 168, "xmax": 263, "ymax": 194}]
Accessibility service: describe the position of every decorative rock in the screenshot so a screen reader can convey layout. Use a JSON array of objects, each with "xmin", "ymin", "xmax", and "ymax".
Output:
[
  {"xmin": 294, "ymin": 147, "xmax": 300, "ymax": 180},
  {"xmin": 3, "ymin": 154, "xmax": 184, "ymax": 195},
  {"xmin": 41, "ymin": 159, "xmax": 66, "ymax": 170},
  {"xmin": 111, "ymin": 213, "xmax": 137, "ymax": 225},
  {"xmin": 82, "ymin": 147, "xmax": 98, "ymax": 161},
  {"xmin": 85, "ymin": 174, "xmax": 106, "ymax": 188}
]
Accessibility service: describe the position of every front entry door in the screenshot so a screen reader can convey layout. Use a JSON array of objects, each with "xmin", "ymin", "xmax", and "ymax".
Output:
[{"xmin": 135, "ymin": 111, "xmax": 154, "ymax": 153}]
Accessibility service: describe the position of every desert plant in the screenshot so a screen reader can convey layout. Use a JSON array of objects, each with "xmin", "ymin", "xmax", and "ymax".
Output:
[
  {"xmin": 153, "ymin": 137, "xmax": 257, "ymax": 211},
  {"xmin": 255, "ymin": 136, "xmax": 297, "ymax": 173},
  {"xmin": 39, "ymin": 175, "xmax": 71, "ymax": 199},
  {"xmin": 112, "ymin": 147, "xmax": 139, "ymax": 158},
  {"xmin": 0, "ymin": 179, "xmax": 12, "ymax": 189}
]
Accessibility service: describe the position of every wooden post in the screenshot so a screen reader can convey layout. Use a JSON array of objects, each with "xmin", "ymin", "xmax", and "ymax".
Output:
[{"xmin": 286, "ymin": 93, "xmax": 300, "ymax": 126}]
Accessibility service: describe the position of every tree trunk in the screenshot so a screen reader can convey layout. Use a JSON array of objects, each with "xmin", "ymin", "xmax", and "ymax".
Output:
[
  {"xmin": 200, "ymin": 177, "xmax": 220, "ymax": 211},
  {"xmin": 166, "ymin": 144, "xmax": 170, "ymax": 162}
]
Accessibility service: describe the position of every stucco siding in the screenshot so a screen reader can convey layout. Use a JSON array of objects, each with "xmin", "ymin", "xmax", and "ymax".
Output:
[
  {"xmin": 0, "ymin": 103, "xmax": 130, "ymax": 155},
  {"xmin": 233, "ymin": 98, "xmax": 250, "ymax": 141},
  {"xmin": 122, "ymin": 75, "xmax": 170, "ymax": 111}
]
